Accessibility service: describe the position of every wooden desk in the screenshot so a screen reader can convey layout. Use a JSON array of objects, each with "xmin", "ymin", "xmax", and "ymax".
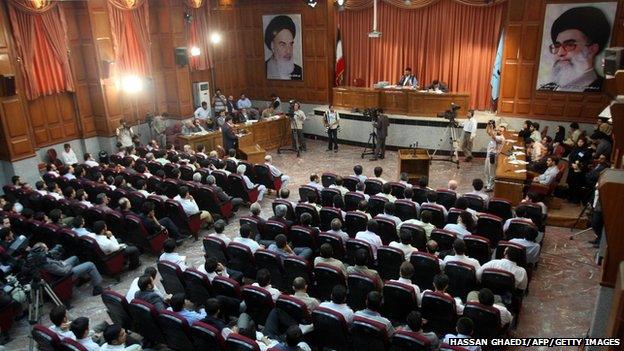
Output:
[
  {"xmin": 397, "ymin": 148, "xmax": 430, "ymax": 185},
  {"xmin": 332, "ymin": 87, "xmax": 470, "ymax": 117},
  {"xmin": 175, "ymin": 116, "xmax": 290, "ymax": 153},
  {"xmin": 493, "ymin": 131, "xmax": 527, "ymax": 205}
]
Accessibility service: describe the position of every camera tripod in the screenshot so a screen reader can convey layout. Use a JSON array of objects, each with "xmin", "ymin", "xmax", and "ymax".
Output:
[
  {"xmin": 28, "ymin": 278, "xmax": 65, "ymax": 351},
  {"xmin": 277, "ymin": 115, "xmax": 301, "ymax": 157},
  {"xmin": 430, "ymin": 122, "xmax": 460, "ymax": 168},
  {"xmin": 361, "ymin": 129, "xmax": 377, "ymax": 159}
]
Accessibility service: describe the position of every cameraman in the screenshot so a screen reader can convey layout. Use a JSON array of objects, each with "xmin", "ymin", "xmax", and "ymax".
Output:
[
  {"xmin": 460, "ymin": 110, "xmax": 477, "ymax": 162},
  {"xmin": 292, "ymin": 102, "xmax": 307, "ymax": 152},
  {"xmin": 373, "ymin": 108, "xmax": 389, "ymax": 160},
  {"xmin": 484, "ymin": 120, "xmax": 505, "ymax": 191}
]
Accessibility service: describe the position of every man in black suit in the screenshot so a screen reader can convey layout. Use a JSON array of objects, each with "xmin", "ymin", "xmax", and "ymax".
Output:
[
  {"xmin": 425, "ymin": 80, "xmax": 449, "ymax": 93},
  {"xmin": 139, "ymin": 202, "xmax": 183, "ymax": 242},
  {"xmin": 397, "ymin": 67, "xmax": 418, "ymax": 88},
  {"xmin": 206, "ymin": 175, "xmax": 243, "ymax": 210},
  {"xmin": 265, "ymin": 15, "xmax": 302, "ymax": 80},
  {"xmin": 134, "ymin": 275, "xmax": 168, "ymax": 310},
  {"xmin": 373, "ymin": 109, "xmax": 389, "ymax": 160},
  {"xmin": 221, "ymin": 115, "xmax": 238, "ymax": 151}
]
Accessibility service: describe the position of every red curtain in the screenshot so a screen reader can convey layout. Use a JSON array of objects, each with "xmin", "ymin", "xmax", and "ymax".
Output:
[
  {"xmin": 107, "ymin": 0, "xmax": 151, "ymax": 77},
  {"xmin": 7, "ymin": 0, "xmax": 74, "ymax": 100},
  {"xmin": 338, "ymin": 0, "xmax": 506, "ymax": 109},
  {"xmin": 185, "ymin": 0, "xmax": 213, "ymax": 71}
]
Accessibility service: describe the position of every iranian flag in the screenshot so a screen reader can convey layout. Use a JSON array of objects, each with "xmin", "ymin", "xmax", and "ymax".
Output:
[{"xmin": 335, "ymin": 28, "xmax": 344, "ymax": 87}]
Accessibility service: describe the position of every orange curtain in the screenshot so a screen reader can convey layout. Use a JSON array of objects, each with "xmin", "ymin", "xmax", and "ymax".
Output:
[
  {"xmin": 7, "ymin": 0, "xmax": 74, "ymax": 100},
  {"xmin": 338, "ymin": 0, "xmax": 506, "ymax": 109},
  {"xmin": 107, "ymin": 0, "xmax": 151, "ymax": 77},
  {"xmin": 185, "ymin": 0, "xmax": 213, "ymax": 71}
]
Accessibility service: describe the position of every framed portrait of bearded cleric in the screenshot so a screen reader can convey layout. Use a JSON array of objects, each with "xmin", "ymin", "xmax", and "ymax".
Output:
[
  {"xmin": 536, "ymin": 2, "xmax": 617, "ymax": 92},
  {"xmin": 263, "ymin": 14, "xmax": 303, "ymax": 81}
]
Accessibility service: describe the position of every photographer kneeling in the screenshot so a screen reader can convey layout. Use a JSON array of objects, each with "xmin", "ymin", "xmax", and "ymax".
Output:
[{"xmin": 25, "ymin": 243, "xmax": 105, "ymax": 296}]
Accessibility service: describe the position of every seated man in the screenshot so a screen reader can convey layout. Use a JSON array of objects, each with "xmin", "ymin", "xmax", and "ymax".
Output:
[
  {"xmin": 198, "ymin": 256, "xmax": 243, "ymax": 284},
  {"xmin": 424, "ymin": 191, "xmax": 448, "ymax": 218},
  {"xmin": 92, "ymin": 221, "xmax": 141, "ymax": 270},
  {"xmin": 49, "ymin": 305, "xmax": 75, "ymax": 339},
  {"xmin": 355, "ymin": 220, "xmax": 382, "ymax": 259},
  {"xmin": 441, "ymin": 239, "xmax": 481, "ymax": 271},
  {"xmin": 306, "ymin": 174, "xmax": 324, "ymax": 192},
  {"xmin": 420, "ymin": 273, "xmax": 463, "ymax": 314},
  {"xmin": 209, "ymin": 219, "xmax": 231, "ymax": 245},
  {"xmin": 389, "ymin": 230, "xmax": 418, "ymax": 260},
  {"xmin": 237, "ymin": 164, "xmax": 268, "ymax": 202},
  {"xmin": 356, "ymin": 200, "xmax": 372, "ymax": 220},
  {"xmin": 278, "ymin": 188, "xmax": 298, "ymax": 208},
  {"xmin": 354, "ymin": 291, "xmax": 394, "ymax": 337},
  {"xmin": 173, "ymin": 186, "xmax": 213, "ymax": 227},
  {"xmin": 371, "ymin": 166, "xmax": 386, "ymax": 184},
  {"xmin": 329, "ymin": 176, "xmax": 349, "ymax": 196},
  {"xmin": 303, "ymin": 192, "xmax": 321, "ymax": 213},
  {"xmin": 326, "ymin": 218, "xmax": 349, "ymax": 243},
  {"xmin": 168, "ymin": 292, "xmax": 207, "ymax": 324},
  {"xmin": 467, "ymin": 288, "xmax": 512, "ymax": 328},
  {"xmin": 477, "ymin": 247, "xmax": 528, "ymax": 291},
  {"xmin": 465, "ymin": 178, "xmax": 489, "ymax": 202},
  {"xmin": 452, "ymin": 197, "xmax": 479, "ymax": 222},
  {"xmin": 398, "ymin": 172, "xmax": 413, "ymax": 189},
  {"xmin": 273, "ymin": 326, "xmax": 312, "ymax": 351},
  {"xmin": 532, "ymin": 156, "xmax": 560, "ymax": 186},
  {"xmin": 206, "ymin": 175, "xmax": 244, "ymax": 211},
  {"xmin": 134, "ymin": 274, "xmax": 168, "ymax": 310},
  {"xmin": 72, "ymin": 216, "xmax": 95, "ymax": 237},
  {"xmin": 252, "ymin": 268, "xmax": 281, "ymax": 302},
  {"xmin": 264, "ymin": 155, "xmax": 290, "ymax": 189},
  {"xmin": 389, "ymin": 262, "xmax": 421, "ymax": 301},
  {"xmin": 268, "ymin": 234, "xmax": 313, "ymax": 261},
  {"xmin": 355, "ymin": 182, "xmax": 370, "ymax": 201},
  {"xmin": 401, "ymin": 311, "xmax": 439, "ymax": 350},
  {"xmin": 28, "ymin": 242, "xmax": 105, "ymax": 296},
  {"xmin": 448, "ymin": 180, "xmax": 459, "ymax": 195},
  {"xmin": 226, "ymin": 149, "xmax": 239, "ymax": 164},
  {"xmin": 298, "ymin": 212, "xmax": 320, "ymax": 238},
  {"xmin": 319, "ymin": 285, "xmax": 354, "ymax": 323},
  {"xmin": 443, "ymin": 211, "xmax": 474, "ymax": 239},
  {"xmin": 442, "ymin": 317, "xmax": 482, "ymax": 351},
  {"xmin": 314, "ymin": 243, "xmax": 347, "ymax": 276},
  {"xmin": 502, "ymin": 205, "xmax": 534, "ymax": 233},
  {"xmin": 139, "ymin": 202, "xmax": 183, "ymax": 241},
  {"xmin": 83, "ymin": 153, "xmax": 99, "ymax": 168},
  {"xmin": 126, "ymin": 266, "xmax": 165, "ymax": 302},
  {"xmin": 233, "ymin": 224, "xmax": 264, "ymax": 253},
  {"xmin": 377, "ymin": 183, "xmax": 397, "ymax": 203},
  {"xmin": 100, "ymin": 324, "xmax": 141, "ymax": 351},
  {"xmin": 70, "ymin": 317, "xmax": 100, "ymax": 351},
  {"xmin": 347, "ymin": 249, "xmax": 382, "ymax": 288},
  {"xmin": 159, "ymin": 238, "xmax": 188, "ymax": 271},
  {"xmin": 401, "ymin": 188, "xmax": 421, "ymax": 213},
  {"xmin": 201, "ymin": 298, "xmax": 235, "ymax": 339},
  {"xmin": 268, "ymin": 204, "xmax": 294, "ymax": 232},
  {"xmin": 424, "ymin": 79, "xmax": 448, "ymax": 93},
  {"xmin": 352, "ymin": 165, "xmax": 367, "ymax": 183},
  {"xmin": 509, "ymin": 224, "xmax": 541, "ymax": 265},
  {"xmin": 375, "ymin": 202, "xmax": 402, "ymax": 226}
]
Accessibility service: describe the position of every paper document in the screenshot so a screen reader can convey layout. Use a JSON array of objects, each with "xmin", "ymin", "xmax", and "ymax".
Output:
[
  {"xmin": 513, "ymin": 146, "xmax": 524, "ymax": 150},
  {"xmin": 514, "ymin": 169, "xmax": 527, "ymax": 173}
]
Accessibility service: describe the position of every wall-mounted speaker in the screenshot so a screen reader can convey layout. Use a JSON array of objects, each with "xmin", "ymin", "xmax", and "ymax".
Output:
[
  {"xmin": 0, "ymin": 75, "xmax": 16, "ymax": 97},
  {"xmin": 175, "ymin": 47, "xmax": 188, "ymax": 66},
  {"xmin": 604, "ymin": 47, "xmax": 624, "ymax": 77}
]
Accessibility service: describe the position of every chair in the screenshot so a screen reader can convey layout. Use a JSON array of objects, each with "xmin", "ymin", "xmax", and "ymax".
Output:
[
  {"xmin": 253, "ymin": 164, "xmax": 282, "ymax": 192},
  {"xmin": 182, "ymin": 269, "xmax": 213, "ymax": 306},
  {"xmin": 475, "ymin": 214, "xmax": 504, "ymax": 247},
  {"xmin": 462, "ymin": 194, "xmax": 486, "ymax": 212},
  {"xmin": 364, "ymin": 179, "xmax": 383, "ymax": 195},
  {"xmin": 411, "ymin": 187, "xmax": 429, "ymax": 204},
  {"xmin": 311, "ymin": 307, "xmax": 350, "ymax": 351},
  {"xmin": 376, "ymin": 246, "xmax": 404, "ymax": 281},
  {"xmin": 344, "ymin": 211, "xmax": 368, "ymax": 237},
  {"xmin": 264, "ymin": 220, "xmax": 288, "ymax": 242},
  {"xmin": 390, "ymin": 330, "xmax": 431, "ymax": 351},
  {"xmin": 382, "ymin": 281, "xmax": 417, "ymax": 323},
  {"xmin": 127, "ymin": 299, "xmax": 166, "ymax": 345},
  {"xmin": 40, "ymin": 270, "xmax": 75, "ymax": 304},
  {"xmin": 487, "ymin": 198, "xmax": 513, "ymax": 221},
  {"xmin": 289, "ymin": 225, "xmax": 317, "ymax": 250},
  {"xmin": 409, "ymin": 252, "xmax": 440, "ymax": 291},
  {"xmin": 375, "ymin": 217, "xmax": 398, "ymax": 245},
  {"xmin": 157, "ymin": 260, "xmax": 186, "ymax": 294},
  {"xmin": 321, "ymin": 172, "xmax": 338, "ymax": 187},
  {"xmin": 389, "ymin": 182, "xmax": 406, "ymax": 199},
  {"xmin": 101, "ymin": 290, "xmax": 133, "ymax": 331},
  {"xmin": 368, "ymin": 196, "xmax": 388, "ymax": 217},
  {"xmin": 347, "ymin": 273, "xmax": 380, "ymax": 311},
  {"xmin": 179, "ymin": 165, "xmax": 195, "ymax": 181},
  {"xmin": 127, "ymin": 191, "xmax": 147, "ymax": 214},
  {"xmin": 240, "ymin": 216, "xmax": 263, "ymax": 240},
  {"xmin": 254, "ymin": 249, "xmax": 287, "ymax": 291},
  {"xmin": 105, "ymin": 211, "xmax": 126, "ymax": 241},
  {"xmin": 77, "ymin": 236, "xmax": 125, "ymax": 278},
  {"xmin": 321, "ymin": 188, "xmax": 341, "ymax": 207},
  {"xmin": 146, "ymin": 177, "xmax": 164, "ymax": 195},
  {"xmin": 351, "ymin": 316, "xmax": 389, "ymax": 351},
  {"xmin": 420, "ymin": 203, "xmax": 445, "ymax": 228},
  {"xmin": 124, "ymin": 214, "xmax": 168, "ymax": 255},
  {"xmin": 446, "ymin": 208, "xmax": 462, "ymax": 225},
  {"xmin": 436, "ymin": 189, "xmax": 457, "ymax": 210},
  {"xmin": 345, "ymin": 239, "xmax": 374, "ymax": 266},
  {"xmin": 212, "ymin": 276, "xmax": 242, "ymax": 299},
  {"xmin": 165, "ymin": 199, "xmax": 202, "ymax": 240},
  {"xmin": 344, "ymin": 191, "xmax": 365, "ymax": 211},
  {"xmin": 276, "ymin": 294, "xmax": 310, "ymax": 324},
  {"xmin": 462, "ymin": 301, "xmax": 502, "ymax": 338},
  {"xmin": 203, "ymin": 236, "xmax": 229, "ymax": 263},
  {"xmin": 495, "ymin": 241, "xmax": 529, "ymax": 273},
  {"xmin": 228, "ymin": 174, "xmax": 259, "ymax": 203},
  {"xmin": 225, "ymin": 333, "xmax": 260, "ymax": 351},
  {"xmin": 312, "ymin": 263, "xmax": 346, "ymax": 301},
  {"xmin": 399, "ymin": 224, "xmax": 427, "ymax": 251},
  {"xmin": 431, "ymin": 229, "xmax": 457, "ymax": 251},
  {"xmin": 211, "ymin": 170, "xmax": 229, "ymax": 193},
  {"xmin": 342, "ymin": 176, "xmax": 359, "ymax": 191},
  {"xmin": 298, "ymin": 185, "xmax": 320, "ymax": 204},
  {"xmin": 225, "ymin": 159, "xmax": 238, "ymax": 173},
  {"xmin": 319, "ymin": 207, "xmax": 343, "ymax": 231},
  {"xmin": 318, "ymin": 232, "xmax": 346, "ymax": 261},
  {"xmin": 464, "ymin": 235, "xmax": 492, "ymax": 265},
  {"xmin": 272, "ymin": 199, "xmax": 296, "ymax": 221},
  {"xmin": 147, "ymin": 161, "xmax": 163, "ymax": 175},
  {"xmin": 59, "ymin": 338, "xmax": 88, "ymax": 351},
  {"xmin": 505, "ymin": 220, "xmax": 539, "ymax": 242},
  {"xmin": 395, "ymin": 199, "xmax": 418, "ymax": 221},
  {"xmin": 420, "ymin": 290, "xmax": 457, "ymax": 336},
  {"xmin": 84, "ymin": 206, "xmax": 105, "ymax": 229},
  {"xmin": 156, "ymin": 310, "xmax": 195, "ymax": 351},
  {"xmin": 294, "ymin": 203, "xmax": 320, "ymax": 226},
  {"xmin": 241, "ymin": 285, "xmax": 275, "ymax": 325},
  {"xmin": 516, "ymin": 203, "xmax": 545, "ymax": 231},
  {"xmin": 31, "ymin": 324, "xmax": 61, "ymax": 351},
  {"xmin": 190, "ymin": 321, "xmax": 226, "ymax": 351},
  {"xmin": 195, "ymin": 185, "xmax": 234, "ymax": 220},
  {"xmin": 226, "ymin": 242, "xmax": 256, "ymax": 279},
  {"xmin": 283, "ymin": 256, "xmax": 312, "ymax": 290},
  {"xmin": 444, "ymin": 261, "xmax": 477, "ymax": 302}
]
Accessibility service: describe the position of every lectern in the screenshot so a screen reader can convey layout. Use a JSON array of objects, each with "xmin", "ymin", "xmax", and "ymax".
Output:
[{"xmin": 397, "ymin": 148, "xmax": 430, "ymax": 185}]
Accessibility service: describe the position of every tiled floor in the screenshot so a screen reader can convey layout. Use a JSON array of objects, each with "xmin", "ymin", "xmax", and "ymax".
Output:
[{"xmin": 5, "ymin": 139, "xmax": 600, "ymax": 350}]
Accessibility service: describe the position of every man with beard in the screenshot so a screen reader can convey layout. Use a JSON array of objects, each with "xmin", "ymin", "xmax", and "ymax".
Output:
[
  {"xmin": 539, "ymin": 6, "xmax": 611, "ymax": 92},
  {"xmin": 265, "ymin": 15, "xmax": 302, "ymax": 80}
]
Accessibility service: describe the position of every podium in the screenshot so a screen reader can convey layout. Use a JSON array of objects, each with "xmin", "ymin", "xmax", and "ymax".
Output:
[
  {"xmin": 397, "ymin": 148, "xmax": 430, "ymax": 185},
  {"xmin": 237, "ymin": 132, "xmax": 266, "ymax": 164}
]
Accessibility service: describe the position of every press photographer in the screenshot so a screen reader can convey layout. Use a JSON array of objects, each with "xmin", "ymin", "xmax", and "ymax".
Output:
[
  {"xmin": 460, "ymin": 109, "xmax": 477, "ymax": 162},
  {"xmin": 371, "ymin": 108, "xmax": 389, "ymax": 160},
  {"xmin": 290, "ymin": 101, "xmax": 307, "ymax": 152},
  {"xmin": 323, "ymin": 105, "xmax": 340, "ymax": 153}
]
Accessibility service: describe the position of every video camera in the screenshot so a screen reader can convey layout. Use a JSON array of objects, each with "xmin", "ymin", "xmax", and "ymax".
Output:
[
  {"xmin": 437, "ymin": 103, "xmax": 461, "ymax": 127},
  {"xmin": 287, "ymin": 100, "xmax": 297, "ymax": 118},
  {"xmin": 363, "ymin": 107, "xmax": 380, "ymax": 121}
]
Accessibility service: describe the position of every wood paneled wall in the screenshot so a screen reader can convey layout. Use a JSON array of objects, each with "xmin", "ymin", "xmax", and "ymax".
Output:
[
  {"xmin": 211, "ymin": 0, "xmax": 335, "ymax": 104},
  {"xmin": 498, "ymin": 0, "xmax": 624, "ymax": 123}
]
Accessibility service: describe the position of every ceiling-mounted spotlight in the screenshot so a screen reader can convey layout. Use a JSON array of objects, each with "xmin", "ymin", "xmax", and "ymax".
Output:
[
  {"xmin": 184, "ymin": 12, "xmax": 193, "ymax": 23},
  {"xmin": 404, "ymin": 0, "xmax": 412, "ymax": 5},
  {"xmin": 305, "ymin": 0, "xmax": 318, "ymax": 8},
  {"xmin": 336, "ymin": 0, "xmax": 345, "ymax": 10}
]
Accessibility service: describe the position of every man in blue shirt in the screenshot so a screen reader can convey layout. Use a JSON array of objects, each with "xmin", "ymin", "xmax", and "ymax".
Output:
[{"xmin": 168, "ymin": 292, "xmax": 206, "ymax": 324}]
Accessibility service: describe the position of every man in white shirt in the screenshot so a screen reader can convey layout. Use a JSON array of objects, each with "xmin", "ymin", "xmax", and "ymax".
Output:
[
  {"xmin": 352, "ymin": 165, "xmax": 367, "ymax": 183},
  {"xmin": 306, "ymin": 174, "xmax": 324, "ymax": 192},
  {"xmin": 420, "ymin": 274, "xmax": 464, "ymax": 314},
  {"xmin": 502, "ymin": 206, "xmax": 534, "ymax": 233},
  {"xmin": 35, "ymin": 181, "xmax": 48, "ymax": 196},
  {"xmin": 329, "ymin": 176, "xmax": 349, "ymax": 196},
  {"xmin": 194, "ymin": 101, "xmax": 211, "ymax": 120},
  {"xmin": 264, "ymin": 155, "xmax": 289, "ymax": 189},
  {"xmin": 252, "ymin": 269, "xmax": 281, "ymax": 302},
  {"xmin": 100, "ymin": 324, "xmax": 141, "ymax": 351},
  {"xmin": 465, "ymin": 178, "xmax": 489, "ymax": 202},
  {"xmin": 371, "ymin": 166, "xmax": 387, "ymax": 184},
  {"xmin": 292, "ymin": 102, "xmax": 307, "ymax": 151},
  {"xmin": 477, "ymin": 247, "xmax": 528, "ymax": 290},
  {"xmin": 355, "ymin": 220, "xmax": 383, "ymax": 259},
  {"xmin": 443, "ymin": 211, "xmax": 474, "ymax": 239},
  {"xmin": 467, "ymin": 288, "xmax": 512, "ymax": 328},
  {"xmin": 72, "ymin": 216, "xmax": 95, "ymax": 238},
  {"xmin": 70, "ymin": 317, "xmax": 100, "ymax": 351},
  {"xmin": 398, "ymin": 172, "xmax": 413, "ymax": 189},
  {"xmin": 209, "ymin": 220, "xmax": 231, "ymax": 245},
  {"xmin": 442, "ymin": 317, "xmax": 482, "ymax": 351},
  {"xmin": 159, "ymin": 238, "xmax": 188, "ymax": 271},
  {"xmin": 389, "ymin": 262, "xmax": 421, "ymax": 301},
  {"xmin": 389, "ymin": 230, "xmax": 418, "ymax": 260},
  {"xmin": 355, "ymin": 182, "xmax": 370, "ymax": 201},
  {"xmin": 377, "ymin": 183, "xmax": 397, "ymax": 203},
  {"xmin": 441, "ymin": 239, "xmax": 480, "ymax": 271},
  {"xmin": 126, "ymin": 267, "xmax": 164, "ymax": 302},
  {"xmin": 319, "ymin": 285, "xmax": 354, "ymax": 323},
  {"xmin": 62, "ymin": 165, "xmax": 76, "ymax": 181},
  {"xmin": 93, "ymin": 221, "xmax": 141, "ymax": 270},
  {"xmin": 115, "ymin": 120, "xmax": 135, "ymax": 148},
  {"xmin": 83, "ymin": 153, "xmax": 99, "ymax": 168},
  {"xmin": 173, "ymin": 186, "xmax": 213, "ymax": 227},
  {"xmin": 237, "ymin": 164, "xmax": 268, "ymax": 202},
  {"xmin": 47, "ymin": 182, "xmax": 64, "ymax": 200},
  {"xmin": 424, "ymin": 191, "xmax": 448, "ymax": 219},
  {"xmin": 533, "ymin": 156, "xmax": 559, "ymax": 185},
  {"xmin": 233, "ymin": 224, "xmax": 264, "ymax": 254},
  {"xmin": 460, "ymin": 110, "xmax": 477, "ymax": 162},
  {"xmin": 375, "ymin": 202, "xmax": 402, "ymax": 226},
  {"xmin": 354, "ymin": 291, "xmax": 395, "ymax": 337},
  {"xmin": 49, "ymin": 305, "xmax": 75, "ymax": 339},
  {"xmin": 484, "ymin": 122, "xmax": 505, "ymax": 191},
  {"xmin": 198, "ymin": 256, "xmax": 237, "ymax": 283},
  {"xmin": 61, "ymin": 143, "xmax": 78, "ymax": 165},
  {"xmin": 508, "ymin": 224, "xmax": 541, "ymax": 265}
]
